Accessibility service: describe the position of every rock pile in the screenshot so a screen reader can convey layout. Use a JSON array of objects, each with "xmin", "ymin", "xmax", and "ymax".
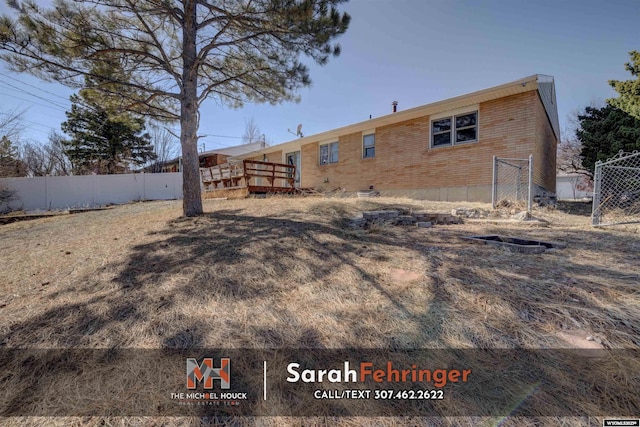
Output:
[
  {"xmin": 451, "ymin": 208, "xmax": 492, "ymax": 218},
  {"xmin": 348, "ymin": 210, "xmax": 463, "ymax": 229}
]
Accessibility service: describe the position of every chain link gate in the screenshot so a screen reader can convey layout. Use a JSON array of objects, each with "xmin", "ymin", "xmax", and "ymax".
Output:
[
  {"xmin": 592, "ymin": 151, "xmax": 640, "ymax": 226},
  {"xmin": 492, "ymin": 155, "xmax": 533, "ymax": 213}
]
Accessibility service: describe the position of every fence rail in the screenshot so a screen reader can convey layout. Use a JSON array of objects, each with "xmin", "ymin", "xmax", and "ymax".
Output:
[
  {"xmin": 592, "ymin": 151, "xmax": 640, "ymax": 226},
  {"xmin": 492, "ymin": 155, "xmax": 533, "ymax": 213},
  {"xmin": 200, "ymin": 159, "xmax": 296, "ymax": 193}
]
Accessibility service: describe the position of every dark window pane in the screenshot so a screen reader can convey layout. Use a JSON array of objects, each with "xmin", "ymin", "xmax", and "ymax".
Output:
[
  {"xmin": 363, "ymin": 134, "xmax": 375, "ymax": 147},
  {"xmin": 330, "ymin": 142, "xmax": 339, "ymax": 163},
  {"xmin": 456, "ymin": 112, "xmax": 477, "ymax": 128},
  {"xmin": 432, "ymin": 118, "xmax": 451, "ymax": 133},
  {"xmin": 432, "ymin": 132, "xmax": 451, "ymax": 146},
  {"xmin": 364, "ymin": 146, "xmax": 375, "ymax": 158},
  {"xmin": 320, "ymin": 145, "xmax": 328, "ymax": 164},
  {"xmin": 456, "ymin": 127, "xmax": 477, "ymax": 142}
]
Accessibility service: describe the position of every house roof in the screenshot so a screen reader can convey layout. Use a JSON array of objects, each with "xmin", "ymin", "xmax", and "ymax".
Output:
[
  {"xmin": 199, "ymin": 141, "xmax": 266, "ymax": 158},
  {"xmin": 233, "ymin": 74, "xmax": 560, "ymax": 159},
  {"xmin": 162, "ymin": 141, "xmax": 266, "ymax": 165}
]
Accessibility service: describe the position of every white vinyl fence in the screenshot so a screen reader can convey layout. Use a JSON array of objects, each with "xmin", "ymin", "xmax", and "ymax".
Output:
[{"xmin": 0, "ymin": 173, "xmax": 183, "ymax": 212}]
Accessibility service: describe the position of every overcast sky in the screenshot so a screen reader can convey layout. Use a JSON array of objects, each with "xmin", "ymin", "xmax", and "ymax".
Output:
[{"xmin": 0, "ymin": 0, "xmax": 638, "ymax": 150}]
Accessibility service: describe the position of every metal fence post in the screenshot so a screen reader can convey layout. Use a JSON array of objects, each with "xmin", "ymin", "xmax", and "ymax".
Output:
[
  {"xmin": 528, "ymin": 154, "xmax": 533, "ymax": 214},
  {"xmin": 591, "ymin": 160, "xmax": 602, "ymax": 226},
  {"xmin": 491, "ymin": 156, "xmax": 497, "ymax": 209}
]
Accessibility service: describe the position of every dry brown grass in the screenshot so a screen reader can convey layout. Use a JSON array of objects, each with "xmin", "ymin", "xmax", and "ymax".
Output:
[
  {"xmin": 202, "ymin": 188, "xmax": 250, "ymax": 199},
  {"xmin": 0, "ymin": 196, "xmax": 638, "ymax": 426}
]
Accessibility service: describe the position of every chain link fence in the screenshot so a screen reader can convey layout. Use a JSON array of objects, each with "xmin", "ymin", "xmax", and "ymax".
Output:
[
  {"xmin": 592, "ymin": 151, "xmax": 640, "ymax": 226},
  {"xmin": 492, "ymin": 155, "xmax": 533, "ymax": 213}
]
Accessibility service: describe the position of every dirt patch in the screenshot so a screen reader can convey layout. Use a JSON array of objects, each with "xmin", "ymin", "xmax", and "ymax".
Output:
[
  {"xmin": 389, "ymin": 268, "xmax": 423, "ymax": 283},
  {"xmin": 554, "ymin": 330, "xmax": 605, "ymax": 350}
]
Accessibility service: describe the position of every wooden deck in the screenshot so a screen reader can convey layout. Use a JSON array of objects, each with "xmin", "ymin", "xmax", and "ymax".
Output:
[{"xmin": 200, "ymin": 159, "xmax": 298, "ymax": 194}]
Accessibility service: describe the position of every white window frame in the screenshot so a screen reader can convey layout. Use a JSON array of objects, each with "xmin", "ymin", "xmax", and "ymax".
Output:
[
  {"xmin": 319, "ymin": 141, "xmax": 339, "ymax": 165},
  {"xmin": 363, "ymin": 133, "xmax": 375, "ymax": 159},
  {"xmin": 430, "ymin": 106, "xmax": 479, "ymax": 148}
]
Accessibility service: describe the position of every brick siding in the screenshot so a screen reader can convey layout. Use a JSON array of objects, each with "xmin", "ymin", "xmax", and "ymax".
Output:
[{"xmin": 298, "ymin": 91, "xmax": 557, "ymax": 200}]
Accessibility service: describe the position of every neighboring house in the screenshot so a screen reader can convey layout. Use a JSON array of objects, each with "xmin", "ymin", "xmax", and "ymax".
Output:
[
  {"xmin": 160, "ymin": 141, "xmax": 267, "ymax": 172},
  {"xmin": 236, "ymin": 75, "xmax": 559, "ymax": 202},
  {"xmin": 556, "ymin": 173, "xmax": 593, "ymax": 200}
]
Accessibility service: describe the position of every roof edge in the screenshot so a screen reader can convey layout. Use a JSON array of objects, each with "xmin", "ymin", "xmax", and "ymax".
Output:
[{"xmin": 238, "ymin": 74, "xmax": 549, "ymax": 158}]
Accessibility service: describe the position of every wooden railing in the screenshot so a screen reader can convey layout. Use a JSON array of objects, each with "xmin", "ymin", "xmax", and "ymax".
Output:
[
  {"xmin": 242, "ymin": 160, "xmax": 296, "ymax": 190},
  {"xmin": 200, "ymin": 159, "xmax": 296, "ymax": 192},
  {"xmin": 200, "ymin": 160, "xmax": 244, "ymax": 190}
]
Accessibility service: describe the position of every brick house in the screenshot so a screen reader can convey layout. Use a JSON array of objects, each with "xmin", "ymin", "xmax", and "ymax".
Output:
[{"xmin": 237, "ymin": 75, "xmax": 559, "ymax": 202}]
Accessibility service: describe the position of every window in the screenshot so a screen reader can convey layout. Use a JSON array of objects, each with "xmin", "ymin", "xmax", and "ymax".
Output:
[
  {"xmin": 431, "ymin": 111, "xmax": 477, "ymax": 147},
  {"xmin": 431, "ymin": 117, "xmax": 452, "ymax": 147},
  {"xmin": 319, "ymin": 142, "xmax": 338, "ymax": 164},
  {"xmin": 363, "ymin": 134, "xmax": 375, "ymax": 158}
]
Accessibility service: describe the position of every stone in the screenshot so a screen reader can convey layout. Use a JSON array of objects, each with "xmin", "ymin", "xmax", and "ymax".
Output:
[
  {"xmin": 413, "ymin": 213, "xmax": 436, "ymax": 222},
  {"xmin": 440, "ymin": 215, "xmax": 462, "ymax": 224},
  {"xmin": 416, "ymin": 221, "xmax": 433, "ymax": 228},
  {"xmin": 348, "ymin": 216, "xmax": 367, "ymax": 229},
  {"xmin": 363, "ymin": 210, "xmax": 399, "ymax": 221},
  {"xmin": 511, "ymin": 211, "xmax": 531, "ymax": 221},
  {"xmin": 396, "ymin": 215, "xmax": 416, "ymax": 226}
]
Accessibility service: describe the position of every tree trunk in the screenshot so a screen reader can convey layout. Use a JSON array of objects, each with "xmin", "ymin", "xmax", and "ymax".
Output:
[{"xmin": 180, "ymin": 0, "xmax": 203, "ymax": 216}]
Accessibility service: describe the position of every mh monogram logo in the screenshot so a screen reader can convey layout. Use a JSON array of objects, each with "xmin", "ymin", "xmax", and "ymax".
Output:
[{"xmin": 186, "ymin": 358, "xmax": 230, "ymax": 389}]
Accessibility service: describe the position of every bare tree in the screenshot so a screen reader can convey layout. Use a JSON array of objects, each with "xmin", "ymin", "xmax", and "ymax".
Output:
[
  {"xmin": 148, "ymin": 125, "xmax": 179, "ymax": 172},
  {"xmin": 557, "ymin": 135, "xmax": 590, "ymax": 177},
  {"xmin": 20, "ymin": 132, "xmax": 71, "ymax": 176},
  {"xmin": 242, "ymin": 117, "xmax": 264, "ymax": 146},
  {"xmin": 557, "ymin": 109, "xmax": 593, "ymax": 178},
  {"xmin": 0, "ymin": 107, "xmax": 26, "ymax": 143},
  {"xmin": 0, "ymin": 0, "xmax": 350, "ymax": 215},
  {"xmin": 20, "ymin": 141, "xmax": 48, "ymax": 176},
  {"xmin": 47, "ymin": 131, "xmax": 72, "ymax": 176}
]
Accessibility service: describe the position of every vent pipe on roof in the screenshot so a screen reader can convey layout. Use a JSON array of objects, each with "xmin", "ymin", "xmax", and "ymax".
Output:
[{"xmin": 392, "ymin": 101, "xmax": 398, "ymax": 113}]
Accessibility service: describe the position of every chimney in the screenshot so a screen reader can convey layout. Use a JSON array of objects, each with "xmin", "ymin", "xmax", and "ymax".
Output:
[{"xmin": 392, "ymin": 101, "xmax": 398, "ymax": 113}]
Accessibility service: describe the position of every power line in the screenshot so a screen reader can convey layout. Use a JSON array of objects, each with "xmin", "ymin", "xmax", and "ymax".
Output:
[
  {"xmin": 165, "ymin": 127, "xmax": 245, "ymax": 141},
  {"xmin": 0, "ymin": 90, "xmax": 67, "ymax": 112},
  {"xmin": 21, "ymin": 118, "xmax": 55, "ymax": 128},
  {"xmin": 0, "ymin": 71, "xmax": 71, "ymax": 101},
  {"xmin": 163, "ymin": 127, "xmax": 246, "ymax": 149},
  {"xmin": 204, "ymin": 133, "xmax": 243, "ymax": 139},
  {"xmin": 198, "ymin": 138, "xmax": 253, "ymax": 151},
  {"xmin": 21, "ymin": 125, "xmax": 52, "ymax": 136},
  {"xmin": 7, "ymin": 120, "xmax": 57, "ymax": 139},
  {"xmin": 0, "ymin": 81, "xmax": 69, "ymax": 109}
]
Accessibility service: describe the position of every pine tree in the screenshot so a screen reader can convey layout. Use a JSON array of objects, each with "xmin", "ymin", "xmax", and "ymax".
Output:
[
  {"xmin": 609, "ymin": 51, "xmax": 640, "ymax": 120},
  {"xmin": 0, "ymin": 135, "xmax": 27, "ymax": 177},
  {"xmin": 576, "ymin": 104, "xmax": 640, "ymax": 174},
  {"xmin": 61, "ymin": 94, "xmax": 156, "ymax": 174},
  {"xmin": 0, "ymin": 0, "xmax": 350, "ymax": 215}
]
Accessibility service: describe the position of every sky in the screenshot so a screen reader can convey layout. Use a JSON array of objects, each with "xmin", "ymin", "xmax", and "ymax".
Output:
[{"xmin": 0, "ymin": 0, "xmax": 638, "ymax": 151}]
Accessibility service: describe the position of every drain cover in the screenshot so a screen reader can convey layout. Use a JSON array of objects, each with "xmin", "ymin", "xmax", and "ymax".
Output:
[{"xmin": 462, "ymin": 235, "xmax": 566, "ymax": 254}]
